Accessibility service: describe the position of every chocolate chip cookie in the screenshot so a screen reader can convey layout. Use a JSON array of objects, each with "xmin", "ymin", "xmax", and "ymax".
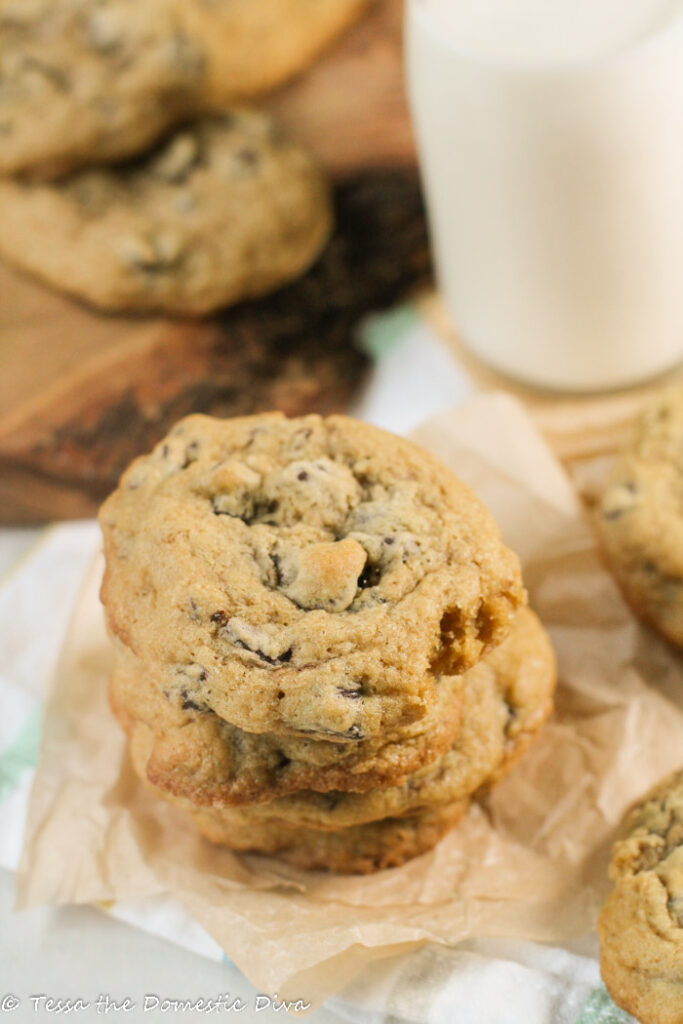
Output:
[
  {"xmin": 598, "ymin": 768, "xmax": 683, "ymax": 1024},
  {"xmin": 599, "ymin": 388, "xmax": 683, "ymax": 649},
  {"xmin": 110, "ymin": 643, "xmax": 465, "ymax": 803},
  {"xmin": 179, "ymin": 0, "xmax": 368, "ymax": 109},
  {"xmin": 100, "ymin": 412, "xmax": 526, "ymax": 742},
  {"xmin": 0, "ymin": 0, "xmax": 367, "ymax": 178},
  {"xmin": 143, "ymin": 776, "xmax": 471, "ymax": 873},
  {"xmin": 0, "ymin": 111, "xmax": 331, "ymax": 314},
  {"xmin": 159, "ymin": 607, "xmax": 555, "ymax": 829},
  {"xmin": 0, "ymin": 0, "xmax": 203, "ymax": 178}
]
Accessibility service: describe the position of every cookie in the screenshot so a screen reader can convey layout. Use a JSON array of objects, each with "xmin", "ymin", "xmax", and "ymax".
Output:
[
  {"xmin": 0, "ymin": 112, "xmax": 332, "ymax": 315},
  {"xmin": 138, "ymin": 765, "xmax": 470, "ymax": 873},
  {"xmin": 179, "ymin": 0, "xmax": 369, "ymax": 109},
  {"xmin": 110, "ymin": 644, "xmax": 465, "ymax": 803},
  {"xmin": 0, "ymin": 0, "xmax": 203, "ymax": 179},
  {"xmin": 0, "ymin": 0, "xmax": 367, "ymax": 178},
  {"xmin": 598, "ymin": 388, "xmax": 683, "ymax": 649},
  {"xmin": 127, "ymin": 607, "xmax": 555, "ymax": 829},
  {"xmin": 598, "ymin": 768, "xmax": 683, "ymax": 1024},
  {"xmin": 100, "ymin": 412, "xmax": 526, "ymax": 742},
  {"xmin": 175, "ymin": 798, "xmax": 470, "ymax": 874}
]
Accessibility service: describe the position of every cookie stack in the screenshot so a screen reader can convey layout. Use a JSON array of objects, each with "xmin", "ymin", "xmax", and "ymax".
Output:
[
  {"xmin": 0, "ymin": 0, "xmax": 366, "ymax": 314},
  {"xmin": 100, "ymin": 412, "xmax": 556, "ymax": 873}
]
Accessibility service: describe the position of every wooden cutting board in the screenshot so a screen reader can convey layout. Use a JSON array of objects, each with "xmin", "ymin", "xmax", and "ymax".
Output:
[{"xmin": 0, "ymin": 1, "xmax": 427, "ymax": 524}]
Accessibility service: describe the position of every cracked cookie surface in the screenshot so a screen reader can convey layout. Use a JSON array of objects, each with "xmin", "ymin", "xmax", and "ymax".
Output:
[
  {"xmin": 110, "ymin": 644, "xmax": 464, "ymax": 803},
  {"xmin": 0, "ymin": 0, "xmax": 366, "ymax": 178},
  {"xmin": 598, "ymin": 768, "xmax": 683, "ymax": 1024},
  {"xmin": 0, "ymin": 111, "xmax": 331, "ymax": 314},
  {"xmin": 599, "ymin": 388, "xmax": 683, "ymax": 649},
  {"xmin": 100, "ymin": 412, "xmax": 525, "ymax": 741}
]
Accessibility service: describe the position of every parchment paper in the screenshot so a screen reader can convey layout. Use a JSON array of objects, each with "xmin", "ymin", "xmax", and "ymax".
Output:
[{"xmin": 16, "ymin": 392, "xmax": 683, "ymax": 1004}]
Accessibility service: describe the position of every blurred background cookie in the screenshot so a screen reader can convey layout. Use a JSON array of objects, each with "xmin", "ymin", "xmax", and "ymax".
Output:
[
  {"xmin": 0, "ymin": 0, "xmax": 369, "ymax": 179},
  {"xmin": 598, "ymin": 387, "xmax": 683, "ymax": 650},
  {"xmin": 181, "ymin": 0, "xmax": 370, "ymax": 108},
  {"xmin": 598, "ymin": 768, "xmax": 683, "ymax": 1024},
  {"xmin": 0, "ymin": 0, "xmax": 203, "ymax": 178},
  {"xmin": 0, "ymin": 111, "xmax": 332, "ymax": 314}
]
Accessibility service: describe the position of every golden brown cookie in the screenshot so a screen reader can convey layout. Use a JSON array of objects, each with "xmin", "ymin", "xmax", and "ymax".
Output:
[
  {"xmin": 176, "ymin": 607, "xmax": 555, "ymax": 828},
  {"xmin": 184, "ymin": 798, "xmax": 470, "ymax": 873},
  {"xmin": 0, "ymin": 0, "xmax": 367, "ymax": 178},
  {"xmin": 598, "ymin": 388, "xmax": 683, "ymax": 649},
  {"xmin": 180, "ymin": 0, "xmax": 369, "ymax": 108},
  {"xmin": 139, "ymin": 769, "xmax": 470, "ymax": 873},
  {"xmin": 0, "ymin": 0, "xmax": 201, "ymax": 178},
  {"xmin": 598, "ymin": 768, "xmax": 683, "ymax": 1024},
  {"xmin": 110, "ymin": 643, "xmax": 464, "ymax": 803},
  {"xmin": 0, "ymin": 113, "xmax": 331, "ymax": 315},
  {"xmin": 100, "ymin": 412, "xmax": 526, "ymax": 742}
]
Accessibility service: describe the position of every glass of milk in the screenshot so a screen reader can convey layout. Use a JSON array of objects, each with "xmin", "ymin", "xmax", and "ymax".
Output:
[{"xmin": 406, "ymin": 0, "xmax": 683, "ymax": 391}]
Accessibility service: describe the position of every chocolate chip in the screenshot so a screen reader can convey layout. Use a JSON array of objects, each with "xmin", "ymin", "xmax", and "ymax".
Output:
[
  {"xmin": 297, "ymin": 724, "xmax": 364, "ymax": 740},
  {"xmin": 180, "ymin": 688, "xmax": 207, "ymax": 712},
  {"xmin": 232, "ymin": 638, "xmax": 292, "ymax": 665},
  {"xmin": 181, "ymin": 697, "xmax": 204, "ymax": 712},
  {"xmin": 357, "ymin": 563, "xmax": 382, "ymax": 589},
  {"xmin": 383, "ymin": 536, "xmax": 395, "ymax": 544},
  {"xmin": 210, "ymin": 610, "xmax": 227, "ymax": 625},
  {"xmin": 271, "ymin": 554, "xmax": 282, "ymax": 586},
  {"xmin": 255, "ymin": 646, "xmax": 292, "ymax": 665},
  {"xmin": 297, "ymin": 471, "xmax": 309, "ymax": 481}
]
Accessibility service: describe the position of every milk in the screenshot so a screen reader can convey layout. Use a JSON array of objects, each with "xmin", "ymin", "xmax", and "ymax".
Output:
[{"xmin": 407, "ymin": 0, "xmax": 683, "ymax": 390}]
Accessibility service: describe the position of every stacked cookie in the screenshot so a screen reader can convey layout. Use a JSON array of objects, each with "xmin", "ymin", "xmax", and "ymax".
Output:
[
  {"xmin": 100, "ymin": 412, "xmax": 556, "ymax": 873},
  {"xmin": 0, "ymin": 0, "xmax": 366, "ymax": 313}
]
